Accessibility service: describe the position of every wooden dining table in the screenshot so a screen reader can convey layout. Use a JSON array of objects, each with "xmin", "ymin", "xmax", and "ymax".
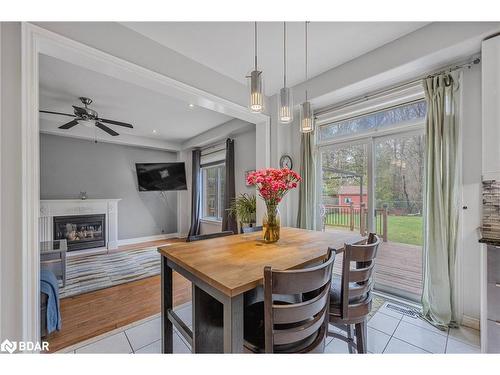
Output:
[{"xmin": 157, "ymin": 227, "xmax": 364, "ymax": 353}]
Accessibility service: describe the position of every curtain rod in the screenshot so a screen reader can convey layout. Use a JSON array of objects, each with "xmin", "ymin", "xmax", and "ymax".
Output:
[{"xmin": 315, "ymin": 55, "xmax": 481, "ymax": 118}]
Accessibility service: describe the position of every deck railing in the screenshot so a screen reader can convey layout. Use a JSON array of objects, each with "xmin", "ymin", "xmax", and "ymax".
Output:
[{"xmin": 322, "ymin": 203, "xmax": 388, "ymax": 241}]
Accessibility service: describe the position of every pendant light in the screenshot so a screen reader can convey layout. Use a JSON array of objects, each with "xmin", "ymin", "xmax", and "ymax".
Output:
[
  {"xmin": 300, "ymin": 21, "xmax": 314, "ymax": 133},
  {"xmin": 279, "ymin": 22, "xmax": 293, "ymax": 124},
  {"xmin": 247, "ymin": 22, "xmax": 264, "ymax": 113}
]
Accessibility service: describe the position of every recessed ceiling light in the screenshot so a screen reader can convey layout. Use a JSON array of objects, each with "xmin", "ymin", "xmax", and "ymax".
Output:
[
  {"xmin": 152, "ymin": 129, "xmax": 157, "ymax": 134},
  {"xmin": 188, "ymin": 103, "xmax": 195, "ymax": 108}
]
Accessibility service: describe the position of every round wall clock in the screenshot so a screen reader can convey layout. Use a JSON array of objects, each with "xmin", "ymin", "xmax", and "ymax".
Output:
[{"xmin": 279, "ymin": 154, "xmax": 293, "ymax": 170}]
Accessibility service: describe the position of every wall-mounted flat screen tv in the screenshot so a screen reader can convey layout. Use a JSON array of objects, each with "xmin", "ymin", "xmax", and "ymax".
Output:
[{"xmin": 136, "ymin": 162, "xmax": 187, "ymax": 191}]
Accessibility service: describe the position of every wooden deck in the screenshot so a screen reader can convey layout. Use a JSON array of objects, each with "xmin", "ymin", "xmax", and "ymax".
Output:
[{"xmin": 326, "ymin": 227, "xmax": 423, "ymax": 298}]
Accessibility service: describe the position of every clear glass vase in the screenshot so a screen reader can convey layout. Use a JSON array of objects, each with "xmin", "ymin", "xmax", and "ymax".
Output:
[{"xmin": 262, "ymin": 205, "xmax": 281, "ymax": 243}]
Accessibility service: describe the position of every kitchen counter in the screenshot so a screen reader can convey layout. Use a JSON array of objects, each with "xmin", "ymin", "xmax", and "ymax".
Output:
[{"xmin": 479, "ymin": 238, "xmax": 500, "ymax": 247}]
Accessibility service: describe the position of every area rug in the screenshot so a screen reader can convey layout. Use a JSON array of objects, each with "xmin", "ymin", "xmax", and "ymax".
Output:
[{"xmin": 59, "ymin": 246, "xmax": 162, "ymax": 299}]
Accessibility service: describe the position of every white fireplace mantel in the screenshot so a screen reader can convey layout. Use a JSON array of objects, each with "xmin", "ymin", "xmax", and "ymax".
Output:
[{"xmin": 39, "ymin": 199, "xmax": 121, "ymax": 250}]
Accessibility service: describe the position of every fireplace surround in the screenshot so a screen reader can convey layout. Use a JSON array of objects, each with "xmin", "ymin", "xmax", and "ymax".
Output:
[{"xmin": 39, "ymin": 199, "xmax": 121, "ymax": 252}]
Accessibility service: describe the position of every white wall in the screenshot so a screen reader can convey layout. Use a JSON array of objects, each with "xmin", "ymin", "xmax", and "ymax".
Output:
[
  {"xmin": 0, "ymin": 22, "xmax": 23, "ymax": 342},
  {"xmin": 460, "ymin": 64, "xmax": 482, "ymax": 323}
]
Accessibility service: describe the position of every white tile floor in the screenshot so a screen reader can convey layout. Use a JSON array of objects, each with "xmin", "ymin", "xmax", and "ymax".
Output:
[{"xmin": 61, "ymin": 300, "xmax": 481, "ymax": 354}]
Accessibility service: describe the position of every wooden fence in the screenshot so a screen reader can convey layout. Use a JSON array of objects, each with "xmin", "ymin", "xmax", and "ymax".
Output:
[{"xmin": 322, "ymin": 203, "xmax": 388, "ymax": 241}]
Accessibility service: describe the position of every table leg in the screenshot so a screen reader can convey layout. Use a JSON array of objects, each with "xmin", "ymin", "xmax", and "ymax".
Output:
[
  {"xmin": 223, "ymin": 294, "xmax": 244, "ymax": 353},
  {"xmin": 161, "ymin": 256, "xmax": 173, "ymax": 353},
  {"xmin": 192, "ymin": 285, "xmax": 223, "ymax": 353},
  {"xmin": 192, "ymin": 285, "xmax": 244, "ymax": 353}
]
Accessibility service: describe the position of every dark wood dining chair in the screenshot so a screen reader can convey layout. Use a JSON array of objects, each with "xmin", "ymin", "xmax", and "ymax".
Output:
[
  {"xmin": 244, "ymin": 249, "xmax": 336, "ymax": 353},
  {"xmin": 186, "ymin": 230, "xmax": 234, "ymax": 242},
  {"xmin": 328, "ymin": 233, "xmax": 381, "ymax": 353},
  {"xmin": 240, "ymin": 225, "xmax": 263, "ymax": 234}
]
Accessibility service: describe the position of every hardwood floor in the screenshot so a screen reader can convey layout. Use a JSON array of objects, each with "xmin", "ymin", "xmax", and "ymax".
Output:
[{"xmin": 45, "ymin": 239, "xmax": 191, "ymax": 353}]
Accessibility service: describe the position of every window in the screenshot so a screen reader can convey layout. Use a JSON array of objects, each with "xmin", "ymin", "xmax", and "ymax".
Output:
[
  {"xmin": 201, "ymin": 163, "xmax": 226, "ymax": 221},
  {"xmin": 319, "ymin": 100, "xmax": 427, "ymax": 142}
]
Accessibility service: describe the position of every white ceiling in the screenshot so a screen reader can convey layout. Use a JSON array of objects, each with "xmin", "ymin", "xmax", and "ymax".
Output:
[
  {"xmin": 39, "ymin": 54, "xmax": 232, "ymax": 144},
  {"xmin": 122, "ymin": 22, "xmax": 429, "ymax": 96}
]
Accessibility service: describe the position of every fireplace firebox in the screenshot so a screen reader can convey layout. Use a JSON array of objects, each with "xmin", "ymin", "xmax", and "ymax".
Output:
[{"xmin": 53, "ymin": 214, "xmax": 106, "ymax": 251}]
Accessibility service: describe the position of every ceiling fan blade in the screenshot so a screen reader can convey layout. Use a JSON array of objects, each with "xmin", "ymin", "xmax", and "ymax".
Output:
[
  {"xmin": 96, "ymin": 122, "xmax": 119, "ymax": 136},
  {"xmin": 58, "ymin": 120, "xmax": 79, "ymax": 129},
  {"xmin": 98, "ymin": 118, "xmax": 133, "ymax": 128},
  {"xmin": 40, "ymin": 110, "xmax": 76, "ymax": 118}
]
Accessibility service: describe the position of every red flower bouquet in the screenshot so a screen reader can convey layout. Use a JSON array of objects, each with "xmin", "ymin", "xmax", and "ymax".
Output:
[{"xmin": 246, "ymin": 168, "xmax": 301, "ymax": 243}]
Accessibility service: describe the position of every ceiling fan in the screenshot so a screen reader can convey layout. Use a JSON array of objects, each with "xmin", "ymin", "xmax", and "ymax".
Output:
[{"xmin": 39, "ymin": 97, "xmax": 133, "ymax": 137}]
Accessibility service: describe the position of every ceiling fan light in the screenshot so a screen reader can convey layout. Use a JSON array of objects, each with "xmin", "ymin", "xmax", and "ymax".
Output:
[
  {"xmin": 279, "ymin": 87, "xmax": 293, "ymax": 124},
  {"xmin": 248, "ymin": 70, "xmax": 264, "ymax": 113},
  {"xmin": 82, "ymin": 120, "xmax": 94, "ymax": 128},
  {"xmin": 300, "ymin": 101, "xmax": 314, "ymax": 133}
]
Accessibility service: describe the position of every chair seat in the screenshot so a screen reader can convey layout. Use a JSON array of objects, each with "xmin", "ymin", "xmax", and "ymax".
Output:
[
  {"xmin": 329, "ymin": 276, "xmax": 368, "ymax": 315},
  {"xmin": 243, "ymin": 301, "xmax": 322, "ymax": 353}
]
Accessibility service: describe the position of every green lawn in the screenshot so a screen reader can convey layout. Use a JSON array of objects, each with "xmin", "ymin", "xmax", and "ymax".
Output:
[
  {"xmin": 386, "ymin": 215, "xmax": 422, "ymax": 246},
  {"xmin": 325, "ymin": 214, "xmax": 423, "ymax": 246}
]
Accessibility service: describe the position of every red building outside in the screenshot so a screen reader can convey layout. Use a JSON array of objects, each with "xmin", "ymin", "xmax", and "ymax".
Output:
[{"xmin": 337, "ymin": 185, "xmax": 368, "ymax": 207}]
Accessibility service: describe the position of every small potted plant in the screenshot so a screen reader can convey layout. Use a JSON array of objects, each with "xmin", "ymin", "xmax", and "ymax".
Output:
[{"xmin": 229, "ymin": 193, "xmax": 257, "ymax": 232}]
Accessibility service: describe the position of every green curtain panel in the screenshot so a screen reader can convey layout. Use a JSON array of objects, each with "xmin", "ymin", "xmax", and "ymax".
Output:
[
  {"xmin": 421, "ymin": 73, "xmax": 461, "ymax": 329},
  {"xmin": 297, "ymin": 132, "xmax": 315, "ymax": 230}
]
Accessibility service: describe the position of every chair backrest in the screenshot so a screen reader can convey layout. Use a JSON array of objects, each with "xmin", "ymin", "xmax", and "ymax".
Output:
[
  {"xmin": 339, "ymin": 233, "xmax": 381, "ymax": 320},
  {"xmin": 186, "ymin": 230, "xmax": 234, "ymax": 242},
  {"xmin": 263, "ymin": 249, "xmax": 336, "ymax": 353},
  {"xmin": 240, "ymin": 225, "xmax": 263, "ymax": 234}
]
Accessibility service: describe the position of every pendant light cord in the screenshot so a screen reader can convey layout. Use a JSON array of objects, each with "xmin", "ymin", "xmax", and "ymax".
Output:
[
  {"xmin": 305, "ymin": 21, "xmax": 309, "ymax": 102},
  {"xmin": 283, "ymin": 22, "xmax": 287, "ymax": 88},
  {"xmin": 254, "ymin": 22, "xmax": 258, "ymax": 71}
]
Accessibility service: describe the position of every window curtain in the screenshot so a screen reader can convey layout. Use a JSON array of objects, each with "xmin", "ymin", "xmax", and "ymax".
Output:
[
  {"xmin": 187, "ymin": 149, "xmax": 202, "ymax": 238},
  {"xmin": 222, "ymin": 138, "xmax": 237, "ymax": 233},
  {"xmin": 421, "ymin": 72, "xmax": 461, "ymax": 329},
  {"xmin": 297, "ymin": 132, "xmax": 315, "ymax": 230}
]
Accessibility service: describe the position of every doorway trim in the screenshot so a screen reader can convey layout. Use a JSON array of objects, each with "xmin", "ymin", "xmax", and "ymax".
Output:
[{"xmin": 20, "ymin": 22, "xmax": 270, "ymax": 345}]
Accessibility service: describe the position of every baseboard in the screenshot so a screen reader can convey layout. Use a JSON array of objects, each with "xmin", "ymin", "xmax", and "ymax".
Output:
[
  {"xmin": 117, "ymin": 233, "xmax": 179, "ymax": 246},
  {"xmin": 462, "ymin": 315, "xmax": 480, "ymax": 330},
  {"xmin": 66, "ymin": 247, "xmax": 108, "ymax": 258}
]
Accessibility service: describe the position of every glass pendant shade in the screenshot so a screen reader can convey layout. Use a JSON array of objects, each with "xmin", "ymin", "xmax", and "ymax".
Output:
[
  {"xmin": 248, "ymin": 70, "xmax": 264, "ymax": 113},
  {"xmin": 279, "ymin": 87, "xmax": 293, "ymax": 123},
  {"xmin": 300, "ymin": 101, "xmax": 314, "ymax": 133}
]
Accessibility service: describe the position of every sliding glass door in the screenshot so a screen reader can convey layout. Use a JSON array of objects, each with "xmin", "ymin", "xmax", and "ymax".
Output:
[
  {"xmin": 320, "ymin": 142, "xmax": 368, "ymax": 234},
  {"xmin": 374, "ymin": 132, "xmax": 424, "ymax": 300},
  {"xmin": 317, "ymin": 99, "xmax": 427, "ymax": 301}
]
